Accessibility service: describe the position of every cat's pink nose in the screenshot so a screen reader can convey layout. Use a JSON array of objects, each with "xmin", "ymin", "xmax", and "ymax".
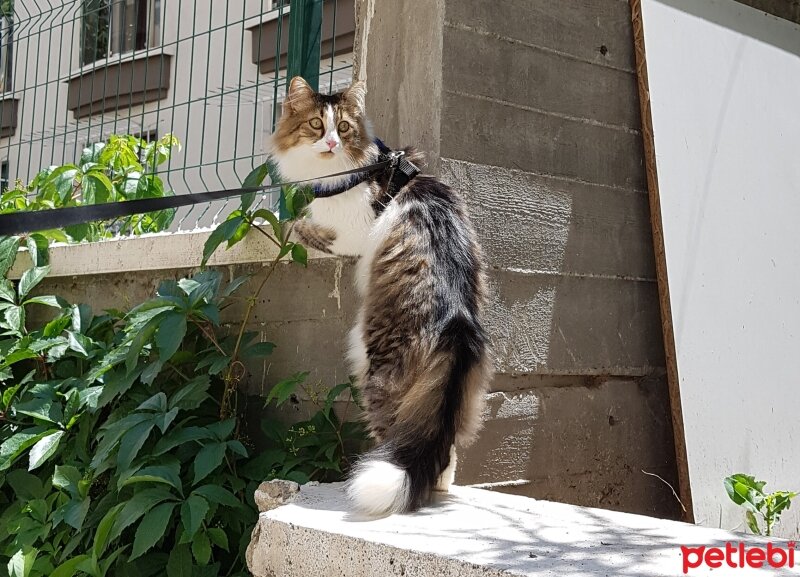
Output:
[{"xmin": 326, "ymin": 139, "xmax": 337, "ymax": 150}]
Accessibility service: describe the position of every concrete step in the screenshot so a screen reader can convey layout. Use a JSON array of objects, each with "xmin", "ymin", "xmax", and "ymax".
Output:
[{"xmin": 246, "ymin": 481, "xmax": 798, "ymax": 576}]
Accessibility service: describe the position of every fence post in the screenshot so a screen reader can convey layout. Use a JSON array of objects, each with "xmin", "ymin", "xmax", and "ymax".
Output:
[{"xmin": 280, "ymin": 0, "xmax": 323, "ymax": 218}]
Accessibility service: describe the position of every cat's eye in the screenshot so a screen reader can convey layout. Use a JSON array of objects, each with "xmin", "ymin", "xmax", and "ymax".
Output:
[
  {"xmin": 309, "ymin": 118, "xmax": 323, "ymax": 129},
  {"xmin": 338, "ymin": 121, "xmax": 351, "ymax": 133}
]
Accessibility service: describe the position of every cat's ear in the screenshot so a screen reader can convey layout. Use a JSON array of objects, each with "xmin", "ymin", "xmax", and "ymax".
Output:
[
  {"xmin": 284, "ymin": 76, "xmax": 314, "ymax": 113},
  {"xmin": 344, "ymin": 80, "xmax": 366, "ymax": 114}
]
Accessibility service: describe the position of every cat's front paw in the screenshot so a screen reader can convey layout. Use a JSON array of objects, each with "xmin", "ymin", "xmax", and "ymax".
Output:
[{"xmin": 294, "ymin": 220, "xmax": 337, "ymax": 254}]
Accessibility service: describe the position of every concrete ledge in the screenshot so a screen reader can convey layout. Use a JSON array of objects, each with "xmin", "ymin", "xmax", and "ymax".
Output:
[
  {"xmin": 8, "ymin": 229, "xmax": 333, "ymax": 279},
  {"xmin": 247, "ymin": 482, "xmax": 790, "ymax": 577}
]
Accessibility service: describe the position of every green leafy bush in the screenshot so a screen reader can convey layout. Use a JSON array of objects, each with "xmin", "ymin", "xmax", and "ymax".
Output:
[
  {"xmin": 0, "ymin": 134, "xmax": 180, "ymax": 243},
  {"xmin": 724, "ymin": 474, "xmax": 797, "ymax": 536},
  {"xmin": 0, "ymin": 155, "xmax": 365, "ymax": 576}
]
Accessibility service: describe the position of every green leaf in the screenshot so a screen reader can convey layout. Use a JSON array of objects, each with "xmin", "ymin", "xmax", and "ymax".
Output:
[
  {"xmin": 191, "ymin": 530, "xmax": 212, "ymax": 565},
  {"xmin": 97, "ymin": 367, "xmax": 142, "ymax": 408},
  {"xmin": 192, "ymin": 484, "xmax": 241, "ymax": 508},
  {"xmin": 746, "ymin": 509, "xmax": 761, "ymax": 534},
  {"xmin": 201, "ymin": 217, "xmax": 244, "ymax": 266},
  {"xmin": 6, "ymin": 469, "xmax": 45, "ymax": 500},
  {"xmin": 206, "ymin": 418, "xmax": 236, "ymax": 441},
  {"xmin": 53, "ymin": 465, "xmax": 83, "ymax": 497},
  {"xmin": 4, "ymin": 305, "xmax": 25, "ymax": 334},
  {"xmin": 221, "ymin": 275, "xmax": 251, "ymax": 298},
  {"xmin": 2, "ymin": 382, "xmax": 20, "ymax": 410},
  {"xmin": 125, "ymin": 314, "xmax": 165, "ymax": 373},
  {"xmin": 0, "ymin": 236, "xmax": 21, "ymax": 278},
  {"xmin": 193, "ymin": 442, "xmax": 227, "ymax": 485},
  {"xmin": 50, "ymin": 555, "xmax": 90, "ymax": 577},
  {"xmin": 226, "ymin": 214, "xmax": 251, "ymax": 248},
  {"xmin": 241, "ymin": 163, "xmax": 270, "ymax": 212},
  {"xmin": 0, "ymin": 278, "xmax": 15, "ymax": 303},
  {"xmin": 166, "ymin": 544, "xmax": 193, "ymax": 577},
  {"xmin": 180, "ymin": 494, "xmax": 209, "ymax": 538},
  {"xmin": 285, "ymin": 470, "xmax": 310, "ymax": 485},
  {"xmin": 46, "ymin": 164, "xmax": 79, "ymax": 201},
  {"xmin": 43, "ymin": 314, "xmax": 71, "ymax": 338},
  {"xmin": 0, "ymin": 348, "xmax": 38, "ymax": 368},
  {"xmin": 291, "ymin": 243, "xmax": 308, "ymax": 266},
  {"xmin": 240, "ymin": 340, "xmax": 275, "ymax": 360},
  {"xmin": 18, "ymin": 266, "xmax": 51, "ymax": 300},
  {"xmin": 64, "ymin": 223, "xmax": 90, "ymax": 242},
  {"xmin": 0, "ymin": 428, "xmax": 48, "ymax": 471},
  {"xmin": 111, "ymin": 487, "xmax": 177, "ymax": 541},
  {"xmin": 252, "ymin": 208, "xmax": 282, "ymax": 240},
  {"xmin": 66, "ymin": 331, "xmax": 92, "ymax": 356},
  {"xmin": 138, "ymin": 392, "xmax": 168, "ymax": 412},
  {"xmin": 93, "ymin": 503, "xmax": 124, "ymax": 558},
  {"xmin": 25, "ymin": 234, "xmax": 50, "ymax": 268},
  {"xmin": 62, "ymin": 496, "xmax": 91, "ymax": 530},
  {"xmin": 724, "ymin": 474, "xmax": 764, "ymax": 514},
  {"xmin": 28, "ymin": 430, "xmax": 65, "ymax": 470},
  {"xmin": 16, "ymin": 394, "xmax": 63, "ymax": 424},
  {"xmin": 324, "ymin": 382, "xmax": 352, "ymax": 417},
  {"xmin": 178, "ymin": 271, "xmax": 221, "ymax": 305},
  {"xmin": 81, "ymin": 142, "xmax": 105, "ymax": 165},
  {"xmin": 83, "ymin": 172, "xmax": 113, "ymax": 204},
  {"xmin": 120, "ymin": 461, "xmax": 182, "ymax": 493},
  {"xmin": 79, "ymin": 386, "xmax": 103, "ymax": 412},
  {"xmin": 206, "ymin": 527, "xmax": 229, "ymax": 551},
  {"xmin": 154, "ymin": 407, "xmax": 179, "ymax": 434},
  {"xmin": 153, "ymin": 426, "xmax": 213, "ymax": 456},
  {"xmin": 265, "ymin": 372, "xmax": 308, "ymax": 407},
  {"xmin": 169, "ymin": 376, "xmax": 211, "ymax": 410},
  {"xmin": 8, "ymin": 548, "xmax": 37, "ymax": 577},
  {"xmin": 71, "ymin": 303, "xmax": 92, "ymax": 334},
  {"xmin": 117, "ymin": 421, "xmax": 155, "ymax": 471},
  {"xmin": 227, "ymin": 440, "xmax": 248, "ymax": 458},
  {"xmin": 24, "ymin": 295, "xmax": 68, "ymax": 308},
  {"xmin": 155, "ymin": 311, "xmax": 187, "ymax": 362},
  {"xmin": 130, "ymin": 502, "xmax": 177, "ymax": 560}
]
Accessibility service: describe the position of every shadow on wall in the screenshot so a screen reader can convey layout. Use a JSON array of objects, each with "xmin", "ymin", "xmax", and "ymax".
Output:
[
  {"xmin": 439, "ymin": 159, "xmax": 680, "ymax": 520},
  {"xmin": 654, "ymin": 0, "xmax": 800, "ymax": 57}
]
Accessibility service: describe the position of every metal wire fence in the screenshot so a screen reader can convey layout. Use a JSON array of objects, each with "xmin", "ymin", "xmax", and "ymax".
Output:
[{"xmin": 0, "ymin": 0, "xmax": 354, "ymax": 231}]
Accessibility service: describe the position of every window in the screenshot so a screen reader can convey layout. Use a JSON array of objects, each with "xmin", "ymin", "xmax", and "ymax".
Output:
[
  {"xmin": 0, "ymin": 9, "xmax": 12, "ymax": 93},
  {"xmin": 1, "ymin": 161, "xmax": 8, "ymax": 192},
  {"xmin": 81, "ymin": 0, "xmax": 161, "ymax": 66}
]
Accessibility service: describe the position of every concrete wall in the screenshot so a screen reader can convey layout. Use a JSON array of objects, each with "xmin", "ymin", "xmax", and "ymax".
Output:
[{"xmin": 359, "ymin": 0, "xmax": 680, "ymax": 519}]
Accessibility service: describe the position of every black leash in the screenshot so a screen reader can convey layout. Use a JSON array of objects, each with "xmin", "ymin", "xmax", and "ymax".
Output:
[{"xmin": 0, "ymin": 149, "xmax": 419, "ymax": 236}]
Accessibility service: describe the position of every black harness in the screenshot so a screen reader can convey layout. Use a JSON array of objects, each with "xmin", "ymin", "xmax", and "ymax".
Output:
[
  {"xmin": 0, "ymin": 139, "xmax": 420, "ymax": 236},
  {"xmin": 311, "ymin": 138, "xmax": 420, "ymax": 212}
]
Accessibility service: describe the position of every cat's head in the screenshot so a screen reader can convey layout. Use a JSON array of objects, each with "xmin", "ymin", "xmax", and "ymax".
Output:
[{"xmin": 271, "ymin": 77, "xmax": 371, "ymax": 168}]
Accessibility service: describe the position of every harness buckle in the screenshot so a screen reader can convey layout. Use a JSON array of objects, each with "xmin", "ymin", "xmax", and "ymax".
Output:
[{"xmin": 387, "ymin": 149, "xmax": 405, "ymax": 169}]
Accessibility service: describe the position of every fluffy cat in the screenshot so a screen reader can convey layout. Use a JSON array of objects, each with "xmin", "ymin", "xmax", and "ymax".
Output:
[{"xmin": 270, "ymin": 76, "xmax": 491, "ymax": 516}]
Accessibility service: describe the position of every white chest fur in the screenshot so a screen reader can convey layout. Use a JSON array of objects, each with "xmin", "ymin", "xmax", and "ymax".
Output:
[
  {"xmin": 308, "ymin": 183, "xmax": 375, "ymax": 256},
  {"xmin": 272, "ymin": 141, "xmax": 377, "ymax": 257}
]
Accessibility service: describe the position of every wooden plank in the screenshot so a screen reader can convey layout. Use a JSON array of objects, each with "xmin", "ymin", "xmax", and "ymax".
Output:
[
  {"xmin": 629, "ymin": 0, "xmax": 694, "ymax": 524},
  {"xmin": 443, "ymin": 23, "xmax": 642, "ymax": 130}
]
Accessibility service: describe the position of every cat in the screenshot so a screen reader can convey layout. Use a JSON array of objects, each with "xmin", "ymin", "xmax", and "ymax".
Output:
[{"xmin": 270, "ymin": 76, "xmax": 491, "ymax": 516}]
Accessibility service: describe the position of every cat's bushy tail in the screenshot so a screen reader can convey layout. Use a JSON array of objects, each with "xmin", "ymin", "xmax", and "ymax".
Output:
[{"xmin": 346, "ymin": 314, "xmax": 488, "ymax": 516}]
